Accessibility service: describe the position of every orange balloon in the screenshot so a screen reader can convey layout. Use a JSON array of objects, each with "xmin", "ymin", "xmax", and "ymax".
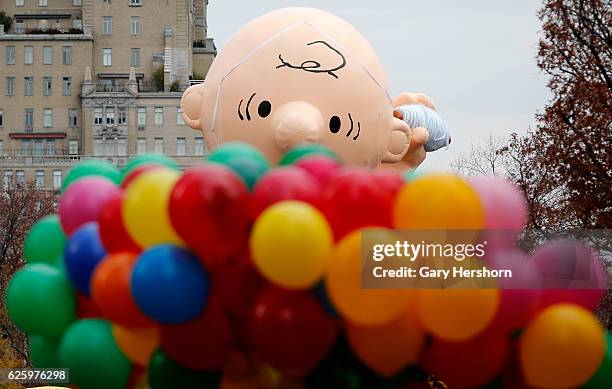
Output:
[
  {"xmin": 91, "ymin": 252, "xmax": 154, "ymax": 328},
  {"xmin": 520, "ymin": 304, "xmax": 605, "ymax": 389},
  {"xmin": 326, "ymin": 229, "xmax": 411, "ymax": 327},
  {"xmin": 393, "ymin": 174, "xmax": 484, "ymax": 229},
  {"xmin": 415, "ymin": 288, "xmax": 499, "ymax": 341},
  {"xmin": 346, "ymin": 303, "xmax": 425, "ymax": 377},
  {"xmin": 112, "ymin": 325, "xmax": 160, "ymax": 366}
]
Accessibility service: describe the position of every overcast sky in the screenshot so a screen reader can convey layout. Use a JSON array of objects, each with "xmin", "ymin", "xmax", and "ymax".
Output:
[{"xmin": 207, "ymin": 1, "xmax": 551, "ymax": 171}]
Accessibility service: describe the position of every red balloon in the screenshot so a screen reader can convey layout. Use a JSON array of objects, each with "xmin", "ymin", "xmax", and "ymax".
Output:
[
  {"xmin": 120, "ymin": 164, "xmax": 164, "ymax": 189},
  {"xmin": 98, "ymin": 193, "xmax": 141, "ymax": 254},
  {"xmin": 161, "ymin": 294, "xmax": 233, "ymax": 371},
  {"xmin": 246, "ymin": 286, "xmax": 339, "ymax": 379},
  {"xmin": 126, "ymin": 365, "xmax": 145, "ymax": 389},
  {"xmin": 251, "ymin": 167, "xmax": 322, "ymax": 218},
  {"xmin": 422, "ymin": 330, "xmax": 509, "ymax": 389},
  {"xmin": 169, "ymin": 165, "xmax": 251, "ymax": 266},
  {"xmin": 371, "ymin": 170, "xmax": 405, "ymax": 198},
  {"xmin": 321, "ymin": 168, "xmax": 397, "ymax": 239},
  {"xmin": 76, "ymin": 293, "xmax": 102, "ymax": 319},
  {"xmin": 90, "ymin": 252, "xmax": 154, "ymax": 328},
  {"xmin": 294, "ymin": 155, "xmax": 343, "ymax": 187}
]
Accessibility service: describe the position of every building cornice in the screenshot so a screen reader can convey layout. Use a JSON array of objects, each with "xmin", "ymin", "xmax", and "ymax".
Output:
[{"xmin": 0, "ymin": 34, "xmax": 93, "ymax": 41}]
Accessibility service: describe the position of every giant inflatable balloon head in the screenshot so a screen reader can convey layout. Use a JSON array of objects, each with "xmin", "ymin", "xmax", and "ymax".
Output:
[{"xmin": 182, "ymin": 7, "xmax": 447, "ymax": 168}]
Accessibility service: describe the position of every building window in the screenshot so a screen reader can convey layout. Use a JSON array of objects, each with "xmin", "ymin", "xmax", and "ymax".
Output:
[
  {"xmin": 47, "ymin": 140, "xmax": 55, "ymax": 156},
  {"xmin": 69, "ymin": 140, "xmax": 78, "ymax": 155},
  {"xmin": 154, "ymin": 107, "xmax": 163, "ymax": 125},
  {"xmin": 129, "ymin": 0, "xmax": 142, "ymax": 6},
  {"xmin": 16, "ymin": 171, "xmax": 25, "ymax": 185},
  {"xmin": 24, "ymin": 77, "xmax": 33, "ymax": 96},
  {"xmin": 130, "ymin": 48, "xmax": 140, "ymax": 67},
  {"xmin": 176, "ymin": 138, "xmax": 186, "ymax": 156},
  {"xmin": 105, "ymin": 107, "xmax": 115, "ymax": 125},
  {"xmin": 16, "ymin": 0, "xmax": 24, "ymax": 6},
  {"xmin": 6, "ymin": 77, "xmax": 15, "ymax": 96},
  {"xmin": 118, "ymin": 139, "xmax": 127, "ymax": 155},
  {"xmin": 53, "ymin": 170, "xmax": 62, "ymax": 190},
  {"xmin": 94, "ymin": 108, "xmax": 103, "ymax": 125},
  {"xmin": 63, "ymin": 47, "xmax": 72, "ymax": 65},
  {"xmin": 63, "ymin": 77, "xmax": 72, "ymax": 96},
  {"xmin": 104, "ymin": 0, "xmax": 112, "ymax": 3},
  {"xmin": 73, "ymin": 0, "xmax": 82, "ymax": 6},
  {"xmin": 131, "ymin": 17, "xmax": 141, "ymax": 35},
  {"xmin": 103, "ymin": 16, "xmax": 112, "ymax": 35},
  {"xmin": 15, "ymin": 20, "xmax": 25, "ymax": 33},
  {"xmin": 21, "ymin": 140, "xmax": 31, "ymax": 155},
  {"xmin": 103, "ymin": 48, "xmax": 112, "ymax": 67},
  {"xmin": 93, "ymin": 139, "xmax": 102, "ymax": 156},
  {"xmin": 34, "ymin": 140, "xmax": 43, "ymax": 156},
  {"xmin": 24, "ymin": 47, "xmax": 33, "ymax": 65},
  {"xmin": 154, "ymin": 138, "xmax": 164, "ymax": 154},
  {"xmin": 137, "ymin": 138, "xmax": 146, "ymax": 155},
  {"xmin": 69, "ymin": 109, "xmax": 78, "ymax": 127},
  {"xmin": 73, "ymin": 19, "xmax": 82, "ymax": 29},
  {"xmin": 43, "ymin": 77, "xmax": 52, "ymax": 96},
  {"xmin": 195, "ymin": 137, "xmax": 205, "ymax": 156},
  {"xmin": 0, "ymin": 140, "xmax": 3, "ymax": 155},
  {"xmin": 118, "ymin": 107, "xmax": 127, "ymax": 125},
  {"xmin": 4, "ymin": 171, "xmax": 13, "ymax": 189},
  {"xmin": 177, "ymin": 107, "xmax": 185, "ymax": 125},
  {"xmin": 39, "ymin": 0, "xmax": 48, "ymax": 6},
  {"xmin": 43, "ymin": 46, "xmax": 52, "ymax": 65},
  {"xmin": 43, "ymin": 109, "xmax": 53, "ymax": 128},
  {"xmin": 137, "ymin": 107, "xmax": 146, "ymax": 127},
  {"xmin": 6, "ymin": 47, "xmax": 15, "ymax": 65},
  {"xmin": 25, "ymin": 109, "xmax": 33, "ymax": 131},
  {"xmin": 35, "ymin": 171, "xmax": 45, "ymax": 188},
  {"xmin": 0, "ymin": 110, "xmax": 3, "ymax": 128}
]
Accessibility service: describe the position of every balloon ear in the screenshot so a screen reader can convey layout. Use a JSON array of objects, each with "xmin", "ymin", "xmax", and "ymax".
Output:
[
  {"xmin": 180, "ymin": 84, "xmax": 206, "ymax": 130},
  {"xmin": 382, "ymin": 117, "xmax": 411, "ymax": 163}
]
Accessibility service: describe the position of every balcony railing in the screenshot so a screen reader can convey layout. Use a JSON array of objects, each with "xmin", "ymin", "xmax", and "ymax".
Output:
[
  {"xmin": 0, "ymin": 153, "xmax": 208, "ymax": 169},
  {"xmin": 87, "ymin": 82, "xmax": 195, "ymax": 94}
]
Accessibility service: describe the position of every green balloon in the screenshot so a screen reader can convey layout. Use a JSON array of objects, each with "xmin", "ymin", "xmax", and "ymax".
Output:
[
  {"xmin": 148, "ymin": 349, "xmax": 221, "ymax": 389},
  {"xmin": 24, "ymin": 215, "xmax": 66, "ymax": 265},
  {"xmin": 58, "ymin": 319, "xmax": 131, "ymax": 389},
  {"xmin": 121, "ymin": 154, "xmax": 180, "ymax": 181},
  {"xmin": 30, "ymin": 336, "xmax": 60, "ymax": 368},
  {"xmin": 403, "ymin": 169, "xmax": 426, "ymax": 182},
  {"xmin": 62, "ymin": 159, "xmax": 121, "ymax": 192},
  {"xmin": 585, "ymin": 333, "xmax": 612, "ymax": 388},
  {"xmin": 278, "ymin": 144, "xmax": 340, "ymax": 166},
  {"xmin": 6, "ymin": 264, "xmax": 76, "ymax": 339},
  {"xmin": 207, "ymin": 142, "xmax": 270, "ymax": 189}
]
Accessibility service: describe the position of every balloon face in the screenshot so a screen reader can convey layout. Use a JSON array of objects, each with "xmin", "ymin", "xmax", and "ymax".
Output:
[
  {"xmin": 520, "ymin": 304, "xmax": 606, "ymax": 389},
  {"xmin": 181, "ymin": 8, "xmax": 411, "ymax": 167}
]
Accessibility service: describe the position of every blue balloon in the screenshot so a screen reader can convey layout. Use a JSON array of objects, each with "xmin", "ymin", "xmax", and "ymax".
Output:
[
  {"xmin": 131, "ymin": 245, "xmax": 209, "ymax": 324},
  {"xmin": 64, "ymin": 222, "xmax": 107, "ymax": 295}
]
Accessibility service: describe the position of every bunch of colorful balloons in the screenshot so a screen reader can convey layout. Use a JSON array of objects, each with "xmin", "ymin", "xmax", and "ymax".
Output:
[{"xmin": 6, "ymin": 143, "xmax": 611, "ymax": 389}]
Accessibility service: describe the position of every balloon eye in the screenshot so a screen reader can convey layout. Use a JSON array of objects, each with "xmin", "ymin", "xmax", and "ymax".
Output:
[
  {"xmin": 258, "ymin": 101, "xmax": 272, "ymax": 118},
  {"xmin": 329, "ymin": 116, "xmax": 341, "ymax": 133}
]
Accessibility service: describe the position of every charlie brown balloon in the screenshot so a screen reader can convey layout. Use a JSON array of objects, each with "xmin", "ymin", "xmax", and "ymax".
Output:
[{"xmin": 181, "ymin": 7, "xmax": 450, "ymax": 169}]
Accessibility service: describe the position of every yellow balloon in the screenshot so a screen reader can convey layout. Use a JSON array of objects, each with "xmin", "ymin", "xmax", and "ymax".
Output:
[
  {"xmin": 123, "ymin": 169, "xmax": 183, "ymax": 248},
  {"xmin": 250, "ymin": 201, "xmax": 333, "ymax": 289},
  {"xmin": 415, "ymin": 288, "xmax": 499, "ymax": 341},
  {"xmin": 520, "ymin": 304, "xmax": 605, "ymax": 389},
  {"xmin": 346, "ymin": 302, "xmax": 425, "ymax": 377},
  {"xmin": 112, "ymin": 325, "xmax": 160, "ymax": 366},
  {"xmin": 326, "ymin": 230, "xmax": 411, "ymax": 327},
  {"xmin": 393, "ymin": 174, "xmax": 484, "ymax": 229}
]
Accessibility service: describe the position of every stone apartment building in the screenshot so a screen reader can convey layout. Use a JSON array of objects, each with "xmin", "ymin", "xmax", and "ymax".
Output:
[{"xmin": 0, "ymin": 0, "xmax": 216, "ymax": 189}]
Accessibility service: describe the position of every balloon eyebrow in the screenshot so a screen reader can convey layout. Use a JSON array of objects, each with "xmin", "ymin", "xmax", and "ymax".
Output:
[
  {"xmin": 238, "ymin": 99, "xmax": 245, "ymax": 121},
  {"xmin": 353, "ymin": 122, "xmax": 361, "ymax": 141},
  {"xmin": 246, "ymin": 93, "xmax": 256, "ymax": 121},
  {"xmin": 276, "ymin": 40, "xmax": 347, "ymax": 79},
  {"xmin": 346, "ymin": 113, "xmax": 354, "ymax": 137}
]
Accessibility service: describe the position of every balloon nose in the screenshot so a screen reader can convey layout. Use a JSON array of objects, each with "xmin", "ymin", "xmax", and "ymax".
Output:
[{"xmin": 270, "ymin": 101, "xmax": 325, "ymax": 152}]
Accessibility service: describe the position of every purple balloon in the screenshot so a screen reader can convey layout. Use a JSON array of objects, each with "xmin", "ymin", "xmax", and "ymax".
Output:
[
  {"xmin": 470, "ymin": 176, "xmax": 527, "ymax": 248},
  {"xmin": 59, "ymin": 177, "xmax": 119, "ymax": 236},
  {"xmin": 532, "ymin": 239, "xmax": 607, "ymax": 310}
]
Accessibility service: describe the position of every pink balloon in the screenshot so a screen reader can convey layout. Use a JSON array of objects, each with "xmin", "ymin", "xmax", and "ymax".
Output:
[
  {"xmin": 294, "ymin": 155, "xmax": 342, "ymax": 187},
  {"xmin": 470, "ymin": 176, "xmax": 527, "ymax": 248},
  {"xmin": 59, "ymin": 177, "xmax": 120, "ymax": 236},
  {"xmin": 487, "ymin": 249, "xmax": 542, "ymax": 334},
  {"xmin": 532, "ymin": 239, "xmax": 607, "ymax": 310}
]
